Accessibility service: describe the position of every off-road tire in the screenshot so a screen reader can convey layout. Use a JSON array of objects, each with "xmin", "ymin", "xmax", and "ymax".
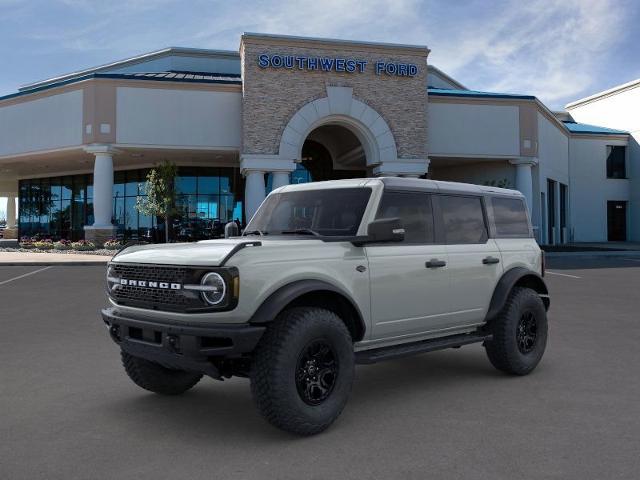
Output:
[
  {"xmin": 121, "ymin": 351, "xmax": 202, "ymax": 395},
  {"xmin": 250, "ymin": 307, "xmax": 355, "ymax": 435},
  {"xmin": 485, "ymin": 287, "xmax": 548, "ymax": 375}
]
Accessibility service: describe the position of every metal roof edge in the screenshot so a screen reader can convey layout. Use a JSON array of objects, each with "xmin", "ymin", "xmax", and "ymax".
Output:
[
  {"xmin": 1, "ymin": 72, "xmax": 242, "ymax": 103},
  {"xmin": 19, "ymin": 47, "xmax": 240, "ymax": 92},
  {"xmin": 427, "ymin": 88, "xmax": 535, "ymax": 100}
]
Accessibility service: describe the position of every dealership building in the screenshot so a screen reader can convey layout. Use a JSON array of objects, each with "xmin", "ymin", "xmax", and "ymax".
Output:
[{"xmin": 0, "ymin": 33, "xmax": 636, "ymax": 244}]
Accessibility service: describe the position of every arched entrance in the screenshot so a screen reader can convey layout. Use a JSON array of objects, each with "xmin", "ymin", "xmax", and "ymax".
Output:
[
  {"xmin": 300, "ymin": 124, "xmax": 367, "ymax": 182},
  {"xmin": 278, "ymin": 87, "xmax": 399, "ymax": 170}
]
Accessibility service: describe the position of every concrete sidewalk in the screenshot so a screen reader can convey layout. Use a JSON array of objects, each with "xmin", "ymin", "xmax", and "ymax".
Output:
[{"xmin": 0, "ymin": 251, "xmax": 112, "ymax": 265}]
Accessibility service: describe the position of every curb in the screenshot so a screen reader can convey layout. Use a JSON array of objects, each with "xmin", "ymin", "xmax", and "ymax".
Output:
[
  {"xmin": 544, "ymin": 251, "xmax": 640, "ymax": 258},
  {"xmin": 0, "ymin": 261, "xmax": 110, "ymax": 266}
]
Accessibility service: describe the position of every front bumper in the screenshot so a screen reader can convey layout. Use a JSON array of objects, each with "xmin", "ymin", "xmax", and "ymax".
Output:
[{"xmin": 101, "ymin": 307, "xmax": 265, "ymax": 378}]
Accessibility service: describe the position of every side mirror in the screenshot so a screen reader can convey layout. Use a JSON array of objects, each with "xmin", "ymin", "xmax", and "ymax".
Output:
[{"xmin": 363, "ymin": 217, "xmax": 405, "ymax": 244}]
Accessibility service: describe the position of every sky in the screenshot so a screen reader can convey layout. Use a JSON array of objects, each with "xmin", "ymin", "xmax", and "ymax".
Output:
[{"xmin": 1, "ymin": 0, "xmax": 640, "ymax": 217}]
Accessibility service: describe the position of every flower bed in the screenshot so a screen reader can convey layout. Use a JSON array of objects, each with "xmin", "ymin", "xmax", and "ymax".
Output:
[
  {"xmin": 54, "ymin": 239, "xmax": 73, "ymax": 251},
  {"xmin": 70, "ymin": 240, "xmax": 96, "ymax": 251},
  {"xmin": 3, "ymin": 236, "xmax": 113, "ymax": 255},
  {"xmin": 103, "ymin": 238, "xmax": 125, "ymax": 250}
]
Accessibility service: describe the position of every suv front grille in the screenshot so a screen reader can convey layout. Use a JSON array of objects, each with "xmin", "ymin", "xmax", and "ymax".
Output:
[{"xmin": 110, "ymin": 264, "xmax": 200, "ymax": 312}]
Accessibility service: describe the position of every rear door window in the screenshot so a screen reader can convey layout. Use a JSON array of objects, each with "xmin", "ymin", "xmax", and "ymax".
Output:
[
  {"xmin": 440, "ymin": 195, "xmax": 488, "ymax": 244},
  {"xmin": 376, "ymin": 191, "xmax": 434, "ymax": 243},
  {"xmin": 491, "ymin": 197, "xmax": 531, "ymax": 237}
]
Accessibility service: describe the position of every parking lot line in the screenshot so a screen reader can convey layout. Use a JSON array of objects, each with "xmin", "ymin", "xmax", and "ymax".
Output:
[
  {"xmin": 546, "ymin": 271, "xmax": 581, "ymax": 279},
  {"xmin": 0, "ymin": 266, "xmax": 52, "ymax": 287}
]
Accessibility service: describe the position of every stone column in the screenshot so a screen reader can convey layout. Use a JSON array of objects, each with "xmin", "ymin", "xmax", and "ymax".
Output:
[
  {"xmin": 244, "ymin": 170, "xmax": 266, "ymax": 222},
  {"xmin": 84, "ymin": 145, "xmax": 118, "ymax": 245},
  {"xmin": 510, "ymin": 158, "xmax": 538, "ymax": 215},
  {"xmin": 271, "ymin": 171, "xmax": 290, "ymax": 190}
]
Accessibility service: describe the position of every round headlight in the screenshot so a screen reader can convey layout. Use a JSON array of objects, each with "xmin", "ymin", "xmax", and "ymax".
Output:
[{"xmin": 200, "ymin": 272, "xmax": 226, "ymax": 305}]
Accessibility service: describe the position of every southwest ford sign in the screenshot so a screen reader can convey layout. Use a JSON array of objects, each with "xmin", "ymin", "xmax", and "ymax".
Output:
[{"xmin": 257, "ymin": 54, "xmax": 418, "ymax": 77}]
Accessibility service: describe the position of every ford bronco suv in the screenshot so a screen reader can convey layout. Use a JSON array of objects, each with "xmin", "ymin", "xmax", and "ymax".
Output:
[{"xmin": 102, "ymin": 178, "xmax": 549, "ymax": 435}]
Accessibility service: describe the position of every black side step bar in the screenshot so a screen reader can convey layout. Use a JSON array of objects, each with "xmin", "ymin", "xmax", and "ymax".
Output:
[{"xmin": 355, "ymin": 332, "xmax": 491, "ymax": 365}]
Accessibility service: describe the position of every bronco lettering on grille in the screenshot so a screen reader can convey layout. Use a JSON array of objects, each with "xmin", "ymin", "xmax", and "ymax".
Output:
[{"xmin": 120, "ymin": 279, "xmax": 182, "ymax": 290}]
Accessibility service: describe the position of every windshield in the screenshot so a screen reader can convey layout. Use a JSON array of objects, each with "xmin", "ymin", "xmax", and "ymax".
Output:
[{"xmin": 245, "ymin": 187, "xmax": 372, "ymax": 237}]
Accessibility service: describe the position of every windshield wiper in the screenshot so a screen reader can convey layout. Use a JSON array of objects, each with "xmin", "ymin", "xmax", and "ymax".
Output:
[
  {"xmin": 243, "ymin": 229, "xmax": 267, "ymax": 236},
  {"xmin": 280, "ymin": 228, "xmax": 321, "ymax": 237}
]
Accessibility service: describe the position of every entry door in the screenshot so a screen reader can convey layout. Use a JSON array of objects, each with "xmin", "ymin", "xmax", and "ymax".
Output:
[
  {"xmin": 437, "ymin": 195, "xmax": 503, "ymax": 326},
  {"xmin": 607, "ymin": 201, "xmax": 627, "ymax": 241},
  {"xmin": 365, "ymin": 191, "xmax": 452, "ymax": 340}
]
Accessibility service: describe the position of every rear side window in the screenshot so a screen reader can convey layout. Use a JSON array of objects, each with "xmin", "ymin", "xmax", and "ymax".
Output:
[
  {"xmin": 376, "ymin": 191, "xmax": 434, "ymax": 243},
  {"xmin": 440, "ymin": 195, "xmax": 488, "ymax": 244},
  {"xmin": 491, "ymin": 197, "xmax": 531, "ymax": 237}
]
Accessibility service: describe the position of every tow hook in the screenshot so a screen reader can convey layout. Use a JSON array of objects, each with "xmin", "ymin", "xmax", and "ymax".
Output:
[
  {"xmin": 109, "ymin": 325, "xmax": 121, "ymax": 343},
  {"xmin": 166, "ymin": 334, "xmax": 181, "ymax": 353}
]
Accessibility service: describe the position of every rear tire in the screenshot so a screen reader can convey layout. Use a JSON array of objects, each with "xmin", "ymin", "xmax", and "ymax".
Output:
[
  {"xmin": 121, "ymin": 351, "xmax": 202, "ymax": 395},
  {"xmin": 485, "ymin": 287, "xmax": 548, "ymax": 375},
  {"xmin": 250, "ymin": 307, "xmax": 355, "ymax": 435}
]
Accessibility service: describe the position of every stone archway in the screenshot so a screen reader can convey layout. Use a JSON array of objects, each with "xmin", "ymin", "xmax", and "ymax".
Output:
[{"xmin": 278, "ymin": 86, "xmax": 398, "ymax": 167}]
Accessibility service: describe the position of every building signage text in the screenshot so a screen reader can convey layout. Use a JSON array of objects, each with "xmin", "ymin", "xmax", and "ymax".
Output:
[{"xmin": 257, "ymin": 53, "xmax": 418, "ymax": 77}]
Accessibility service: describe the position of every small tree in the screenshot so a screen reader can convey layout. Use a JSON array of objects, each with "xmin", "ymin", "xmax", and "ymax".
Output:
[{"xmin": 136, "ymin": 161, "xmax": 178, "ymax": 243}]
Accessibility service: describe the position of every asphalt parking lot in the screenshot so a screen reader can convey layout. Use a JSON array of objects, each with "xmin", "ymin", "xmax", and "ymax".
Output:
[{"xmin": 1, "ymin": 257, "xmax": 639, "ymax": 480}]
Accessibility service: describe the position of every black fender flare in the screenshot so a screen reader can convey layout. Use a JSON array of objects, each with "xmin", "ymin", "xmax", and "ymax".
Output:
[
  {"xmin": 248, "ymin": 279, "xmax": 366, "ymax": 340},
  {"xmin": 485, "ymin": 267, "xmax": 550, "ymax": 322}
]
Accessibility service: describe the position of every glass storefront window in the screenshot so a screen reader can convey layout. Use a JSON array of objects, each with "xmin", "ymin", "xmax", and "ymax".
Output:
[{"xmin": 18, "ymin": 166, "xmax": 244, "ymax": 241}]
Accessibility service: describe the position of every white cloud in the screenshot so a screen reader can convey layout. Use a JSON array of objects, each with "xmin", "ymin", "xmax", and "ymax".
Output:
[
  {"xmin": 4, "ymin": 0, "xmax": 635, "ymax": 109},
  {"xmin": 184, "ymin": 0, "xmax": 632, "ymax": 107},
  {"xmin": 424, "ymin": 0, "xmax": 631, "ymax": 107}
]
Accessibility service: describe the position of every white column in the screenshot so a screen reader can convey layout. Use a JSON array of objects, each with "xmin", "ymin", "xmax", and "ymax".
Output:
[
  {"xmin": 271, "ymin": 171, "xmax": 290, "ymax": 190},
  {"xmin": 244, "ymin": 170, "xmax": 266, "ymax": 222},
  {"xmin": 87, "ymin": 147, "xmax": 116, "ymax": 227},
  {"xmin": 241, "ymin": 154, "xmax": 295, "ymax": 222},
  {"xmin": 6, "ymin": 195, "xmax": 16, "ymax": 229},
  {"xmin": 510, "ymin": 158, "xmax": 538, "ymax": 215}
]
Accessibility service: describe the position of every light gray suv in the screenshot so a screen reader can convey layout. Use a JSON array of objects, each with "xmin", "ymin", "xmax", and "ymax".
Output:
[{"xmin": 102, "ymin": 178, "xmax": 549, "ymax": 435}]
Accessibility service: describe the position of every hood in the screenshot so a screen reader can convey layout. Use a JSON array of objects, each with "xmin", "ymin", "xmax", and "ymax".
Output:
[{"xmin": 111, "ymin": 238, "xmax": 255, "ymax": 266}]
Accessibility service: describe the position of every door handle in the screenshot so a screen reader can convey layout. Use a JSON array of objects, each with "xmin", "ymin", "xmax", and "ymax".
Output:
[
  {"xmin": 482, "ymin": 256, "xmax": 500, "ymax": 265},
  {"xmin": 426, "ymin": 259, "xmax": 447, "ymax": 268}
]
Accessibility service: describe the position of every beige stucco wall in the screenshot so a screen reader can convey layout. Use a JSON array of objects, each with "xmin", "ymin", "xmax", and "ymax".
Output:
[
  {"xmin": 240, "ymin": 35, "xmax": 429, "ymax": 161},
  {"xmin": 116, "ymin": 86, "xmax": 242, "ymax": 148},
  {"xmin": 427, "ymin": 102, "xmax": 520, "ymax": 157},
  {"xmin": 0, "ymin": 89, "xmax": 83, "ymax": 157}
]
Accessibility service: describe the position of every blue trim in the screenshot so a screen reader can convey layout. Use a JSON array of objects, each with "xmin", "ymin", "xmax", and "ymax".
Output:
[
  {"xmin": 428, "ymin": 87, "xmax": 536, "ymax": 100},
  {"xmin": 562, "ymin": 121, "xmax": 628, "ymax": 135},
  {"xmin": 0, "ymin": 72, "xmax": 242, "ymax": 102}
]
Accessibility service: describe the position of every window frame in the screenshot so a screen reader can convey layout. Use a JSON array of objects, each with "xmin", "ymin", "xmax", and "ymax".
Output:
[
  {"xmin": 373, "ymin": 189, "xmax": 437, "ymax": 245},
  {"xmin": 487, "ymin": 195, "xmax": 534, "ymax": 239},
  {"xmin": 436, "ymin": 193, "xmax": 490, "ymax": 245}
]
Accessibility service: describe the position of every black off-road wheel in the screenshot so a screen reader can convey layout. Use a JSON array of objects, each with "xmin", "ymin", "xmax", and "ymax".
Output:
[
  {"xmin": 121, "ymin": 351, "xmax": 203, "ymax": 395},
  {"xmin": 250, "ymin": 307, "xmax": 355, "ymax": 436},
  {"xmin": 485, "ymin": 287, "xmax": 548, "ymax": 375}
]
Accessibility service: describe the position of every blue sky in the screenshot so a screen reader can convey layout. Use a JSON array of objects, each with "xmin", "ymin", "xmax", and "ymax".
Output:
[
  {"xmin": 1, "ymin": 0, "xmax": 639, "ymax": 217},
  {"xmin": 1, "ymin": 0, "xmax": 639, "ymax": 108}
]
